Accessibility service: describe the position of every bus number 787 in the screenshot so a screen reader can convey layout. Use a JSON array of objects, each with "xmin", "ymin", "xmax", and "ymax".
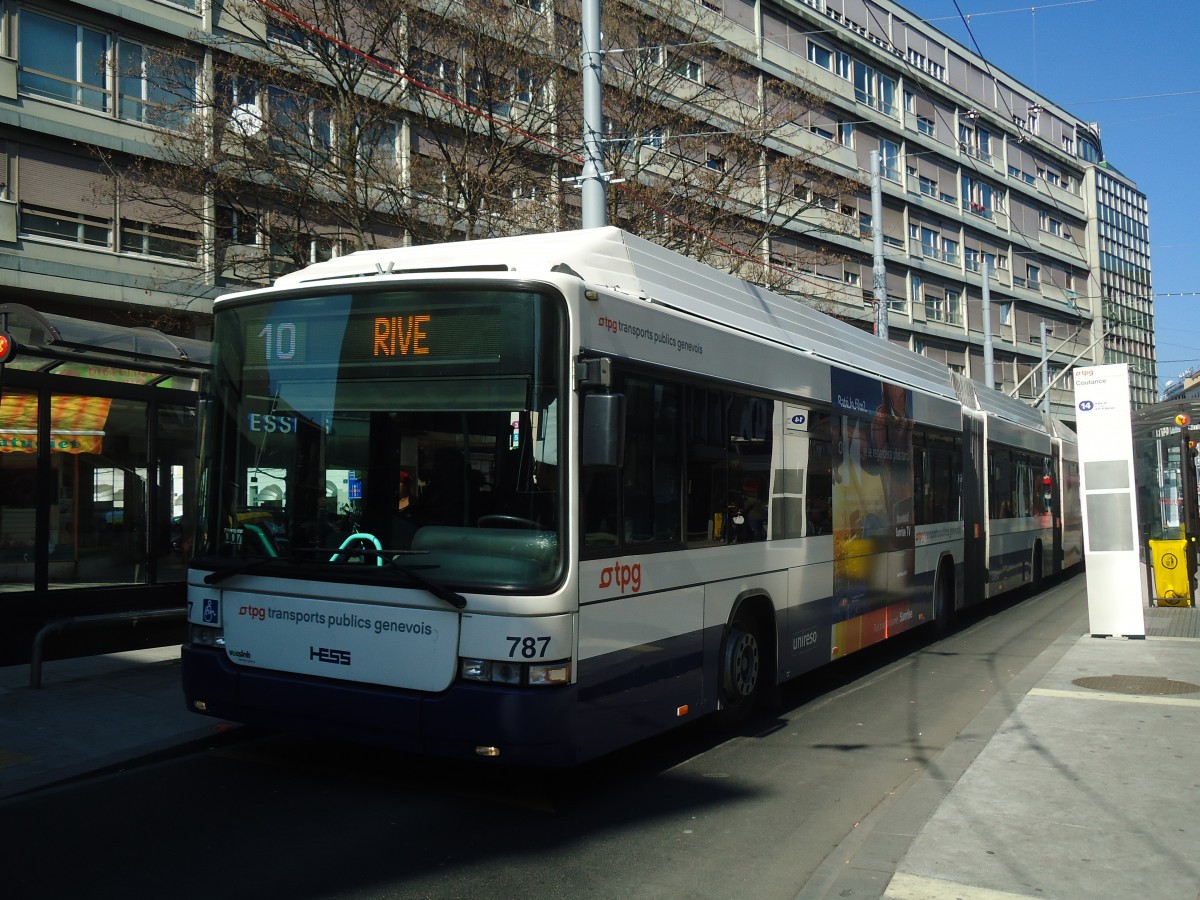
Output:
[{"xmin": 507, "ymin": 636, "xmax": 552, "ymax": 659}]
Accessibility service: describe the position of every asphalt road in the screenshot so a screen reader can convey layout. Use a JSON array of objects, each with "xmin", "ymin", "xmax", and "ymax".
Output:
[{"xmin": 2, "ymin": 576, "xmax": 1087, "ymax": 900}]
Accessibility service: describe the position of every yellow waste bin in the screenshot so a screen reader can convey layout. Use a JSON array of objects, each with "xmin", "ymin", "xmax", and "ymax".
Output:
[{"xmin": 1149, "ymin": 539, "xmax": 1193, "ymax": 606}]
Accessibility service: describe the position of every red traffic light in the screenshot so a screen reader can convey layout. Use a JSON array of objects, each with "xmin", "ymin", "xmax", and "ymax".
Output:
[{"xmin": 1176, "ymin": 413, "xmax": 1191, "ymax": 427}]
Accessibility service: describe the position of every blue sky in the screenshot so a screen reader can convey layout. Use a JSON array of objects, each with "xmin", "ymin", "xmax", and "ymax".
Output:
[{"xmin": 896, "ymin": 0, "xmax": 1200, "ymax": 393}]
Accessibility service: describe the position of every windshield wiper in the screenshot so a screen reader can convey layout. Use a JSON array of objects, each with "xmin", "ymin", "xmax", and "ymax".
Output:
[
  {"xmin": 379, "ymin": 552, "xmax": 468, "ymax": 610},
  {"xmin": 201, "ymin": 555, "xmax": 290, "ymax": 585}
]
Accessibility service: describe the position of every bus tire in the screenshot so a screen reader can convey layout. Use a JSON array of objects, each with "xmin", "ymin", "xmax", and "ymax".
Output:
[{"xmin": 715, "ymin": 616, "xmax": 762, "ymax": 727}]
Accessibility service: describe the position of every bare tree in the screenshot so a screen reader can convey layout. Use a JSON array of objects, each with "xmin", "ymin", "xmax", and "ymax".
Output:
[
  {"xmin": 104, "ymin": 0, "xmax": 863, "ymax": 305},
  {"xmin": 595, "ymin": 0, "xmax": 862, "ymax": 303}
]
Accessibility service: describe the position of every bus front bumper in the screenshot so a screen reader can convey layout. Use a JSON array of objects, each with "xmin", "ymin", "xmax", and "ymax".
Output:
[{"xmin": 181, "ymin": 645, "xmax": 581, "ymax": 766}]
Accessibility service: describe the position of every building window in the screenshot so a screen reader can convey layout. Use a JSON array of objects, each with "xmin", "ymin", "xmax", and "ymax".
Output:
[
  {"xmin": 838, "ymin": 121, "xmax": 855, "ymax": 148},
  {"xmin": 467, "ymin": 70, "xmax": 513, "ymax": 118},
  {"xmin": 117, "ymin": 41, "xmax": 197, "ymax": 130},
  {"xmin": 706, "ymin": 153, "xmax": 726, "ymax": 172},
  {"xmin": 853, "ymin": 61, "xmax": 897, "ymax": 117},
  {"xmin": 640, "ymin": 45, "xmax": 701, "ymax": 83},
  {"xmin": 267, "ymin": 86, "xmax": 334, "ymax": 154},
  {"xmin": 18, "ymin": 10, "xmax": 109, "ymax": 112},
  {"xmin": 515, "ymin": 69, "xmax": 547, "ymax": 108},
  {"xmin": 853, "ymin": 60, "xmax": 875, "ymax": 108},
  {"xmin": 119, "ymin": 219, "xmax": 199, "ymax": 262},
  {"xmin": 920, "ymin": 226, "xmax": 938, "ymax": 259},
  {"xmin": 834, "ymin": 49, "xmax": 851, "ymax": 79},
  {"xmin": 668, "ymin": 54, "xmax": 702, "ymax": 83},
  {"xmin": 269, "ymin": 232, "xmax": 342, "ymax": 275},
  {"xmin": 20, "ymin": 204, "xmax": 111, "ymax": 247},
  {"xmin": 916, "ymin": 115, "xmax": 935, "ymax": 137},
  {"xmin": 879, "ymin": 138, "xmax": 900, "ymax": 182},
  {"xmin": 878, "ymin": 74, "xmax": 897, "ymax": 117},
  {"xmin": 808, "ymin": 41, "xmax": 833, "ymax": 71},
  {"xmin": 945, "ymin": 289, "xmax": 963, "ymax": 326},
  {"xmin": 409, "ymin": 47, "xmax": 459, "ymax": 97},
  {"xmin": 926, "ymin": 289, "xmax": 961, "ymax": 326},
  {"xmin": 958, "ymin": 124, "xmax": 992, "ymax": 163},
  {"xmin": 1078, "ymin": 135, "xmax": 1101, "ymax": 164},
  {"xmin": 962, "ymin": 175, "xmax": 1000, "ymax": 219},
  {"xmin": 216, "ymin": 207, "xmax": 260, "ymax": 246}
]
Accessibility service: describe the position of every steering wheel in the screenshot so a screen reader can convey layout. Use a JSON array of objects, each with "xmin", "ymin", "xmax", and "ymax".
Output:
[{"xmin": 477, "ymin": 515, "xmax": 540, "ymax": 529}]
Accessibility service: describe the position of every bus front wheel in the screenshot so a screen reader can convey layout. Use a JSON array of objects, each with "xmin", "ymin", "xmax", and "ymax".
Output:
[{"xmin": 716, "ymin": 618, "xmax": 761, "ymax": 726}]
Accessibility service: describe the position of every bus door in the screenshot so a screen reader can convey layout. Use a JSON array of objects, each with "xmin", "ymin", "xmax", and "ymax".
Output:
[
  {"xmin": 1049, "ymin": 443, "xmax": 1063, "ymax": 575},
  {"xmin": 961, "ymin": 411, "xmax": 987, "ymax": 606}
]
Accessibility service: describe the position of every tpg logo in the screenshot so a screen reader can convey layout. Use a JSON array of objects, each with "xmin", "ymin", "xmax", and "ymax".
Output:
[
  {"xmin": 599, "ymin": 560, "xmax": 642, "ymax": 594},
  {"xmin": 239, "ymin": 605, "xmax": 267, "ymax": 621}
]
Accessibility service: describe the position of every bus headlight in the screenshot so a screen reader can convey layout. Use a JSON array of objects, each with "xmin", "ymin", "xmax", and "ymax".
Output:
[
  {"xmin": 528, "ymin": 661, "xmax": 572, "ymax": 685},
  {"xmin": 459, "ymin": 658, "xmax": 571, "ymax": 686},
  {"xmin": 189, "ymin": 625, "xmax": 225, "ymax": 647}
]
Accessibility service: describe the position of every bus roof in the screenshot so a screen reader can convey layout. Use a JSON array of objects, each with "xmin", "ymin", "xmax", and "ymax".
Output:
[{"xmin": 266, "ymin": 227, "xmax": 1055, "ymax": 430}]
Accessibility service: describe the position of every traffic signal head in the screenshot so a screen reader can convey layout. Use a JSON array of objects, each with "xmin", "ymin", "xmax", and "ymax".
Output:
[{"xmin": 1177, "ymin": 413, "xmax": 1191, "ymax": 427}]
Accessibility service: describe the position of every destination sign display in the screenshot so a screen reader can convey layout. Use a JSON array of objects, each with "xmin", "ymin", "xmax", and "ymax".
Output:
[{"xmin": 244, "ymin": 302, "xmax": 503, "ymax": 369}]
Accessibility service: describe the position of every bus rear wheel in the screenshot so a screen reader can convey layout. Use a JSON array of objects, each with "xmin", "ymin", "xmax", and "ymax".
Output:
[{"xmin": 716, "ymin": 618, "xmax": 761, "ymax": 726}]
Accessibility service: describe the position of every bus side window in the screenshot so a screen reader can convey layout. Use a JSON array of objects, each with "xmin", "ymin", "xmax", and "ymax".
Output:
[
  {"xmin": 621, "ymin": 377, "xmax": 681, "ymax": 544},
  {"xmin": 686, "ymin": 388, "xmax": 726, "ymax": 546}
]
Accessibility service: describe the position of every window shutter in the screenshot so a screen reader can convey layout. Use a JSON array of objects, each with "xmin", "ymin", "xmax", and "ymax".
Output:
[{"xmin": 18, "ymin": 145, "xmax": 113, "ymax": 217}]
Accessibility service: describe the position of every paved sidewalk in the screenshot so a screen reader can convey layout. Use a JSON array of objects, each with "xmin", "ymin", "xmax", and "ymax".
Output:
[
  {"xmin": 0, "ymin": 646, "xmax": 233, "ymax": 801},
  {"xmin": 800, "ymin": 580, "xmax": 1200, "ymax": 900}
]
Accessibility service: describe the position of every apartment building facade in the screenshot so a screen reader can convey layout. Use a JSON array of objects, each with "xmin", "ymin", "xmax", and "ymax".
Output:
[
  {"xmin": 1086, "ymin": 161, "xmax": 1155, "ymax": 407},
  {"xmin": 2, "ymin": 0, "xmax": 1158, "ymax": 405}
]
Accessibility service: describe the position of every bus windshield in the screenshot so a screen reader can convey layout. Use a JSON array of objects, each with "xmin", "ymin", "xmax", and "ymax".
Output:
[{"xmin": 196, "ymin": 286, "xmax": 565, "ymax": 592}]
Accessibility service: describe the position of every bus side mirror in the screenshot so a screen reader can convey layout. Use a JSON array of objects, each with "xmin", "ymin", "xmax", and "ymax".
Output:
[{"xmin": 582, "ymin": 393, "xmax": 625, "ymax": 468}]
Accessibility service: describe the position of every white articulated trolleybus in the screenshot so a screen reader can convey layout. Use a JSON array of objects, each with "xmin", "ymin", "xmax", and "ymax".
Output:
[{"xmin": 183, "ymin": 227, "xmax": 1082, "ymax": 765}]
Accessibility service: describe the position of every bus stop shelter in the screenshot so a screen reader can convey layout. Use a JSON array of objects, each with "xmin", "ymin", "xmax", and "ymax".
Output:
[{"xmin": 0, "ymin": 303, "xmax": 210, "ymax": 664}]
